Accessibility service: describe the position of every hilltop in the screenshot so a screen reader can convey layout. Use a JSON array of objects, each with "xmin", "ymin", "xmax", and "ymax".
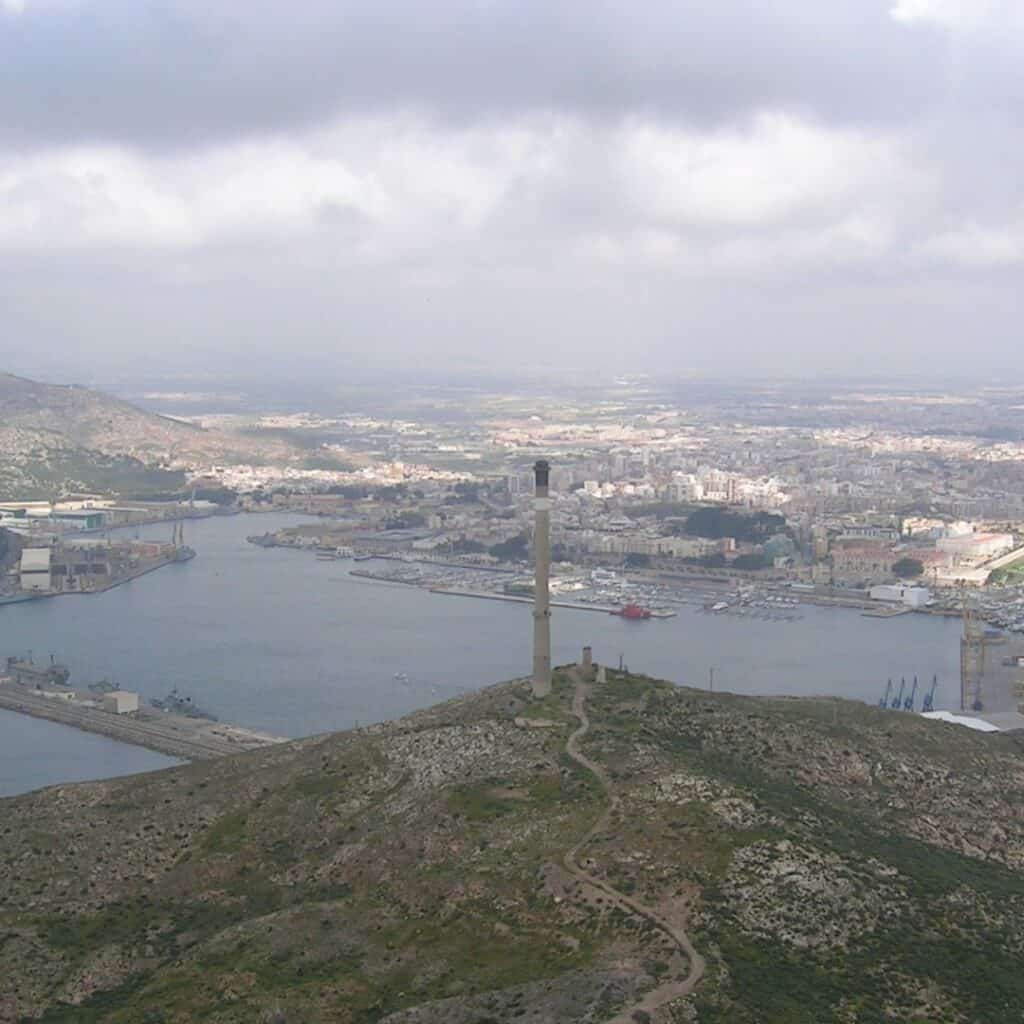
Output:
[
  {"xmin": 3, "ymin": 670, "xmax": 1024, "ymax": 1023},
  {"xmin": 0, "ymin": 372, "xmax": 336, "ymax": 499}
]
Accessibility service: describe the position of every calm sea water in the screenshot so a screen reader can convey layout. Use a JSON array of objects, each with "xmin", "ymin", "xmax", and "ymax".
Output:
[
  {"xmin": 0, "ymin": 512, "xmax": 963, "ymax": 797},
  {"xmin": 0, "ymin": 710, "xmax": 180, "ymax": 797}
]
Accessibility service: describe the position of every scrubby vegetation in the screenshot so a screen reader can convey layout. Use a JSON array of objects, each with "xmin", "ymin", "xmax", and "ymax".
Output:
[
  {"xmin": 3, "ymin": 671, "xmax": 1024, "ymax": 1022},
  {"xmin": 681, "ymin": 507, "xmax": 787, "ymax": 542},
  {"xmin": 891, "ymin": 557, "xmax": 924, "ymax": 578},
  {"xmin": 489, "ymin": 533, "xmax": 529, "ymax": 561}
]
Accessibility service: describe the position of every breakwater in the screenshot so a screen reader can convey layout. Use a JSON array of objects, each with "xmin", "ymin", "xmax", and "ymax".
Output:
[
  {"xmin": 0, "ymin": 683, "xmax": 287, "ymax": 761},
  {"xmin": 428, "ymin": 586, "xmax": 677, "ymax": 618}
]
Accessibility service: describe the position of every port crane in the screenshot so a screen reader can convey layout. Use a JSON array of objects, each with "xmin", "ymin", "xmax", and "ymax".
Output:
[
  {"xmin": 891, "ymin": 676, "xmax": 906, "ymax": 709},
  {"xmin": 903, "ymin": 675, "xmax": 918, "ymax": 712},
  {"xmin": 921, "ymin": 674, "xmax": 938, "ymax": 713},
  {"xmin": 879, "ymin": 679, "xmax": 893, "ymax": 709},
  {"xmin": 171, "ymin": 517, "xmax": 187, "ymax": 549}
]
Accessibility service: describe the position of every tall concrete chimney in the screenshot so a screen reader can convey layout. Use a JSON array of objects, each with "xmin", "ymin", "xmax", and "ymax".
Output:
[{"xmin": 532, "ymin": 459, "xmax": 552, "ymax": 697}]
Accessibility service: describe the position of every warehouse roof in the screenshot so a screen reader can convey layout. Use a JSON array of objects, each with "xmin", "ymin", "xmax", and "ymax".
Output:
[{"xmin": 20, "ymin": 548, "xmax": 51, "ymax": 571}]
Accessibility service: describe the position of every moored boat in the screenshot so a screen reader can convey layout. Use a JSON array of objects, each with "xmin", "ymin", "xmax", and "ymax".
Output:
[{"xmin": 610, "ymin": 603, "xmax": 651, "ymax": 620}]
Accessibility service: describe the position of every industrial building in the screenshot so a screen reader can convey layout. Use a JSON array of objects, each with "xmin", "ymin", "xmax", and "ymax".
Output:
[
  {"xmin": 937, "ymin": 532, "xmax": 1015, "ymax": 561},
  {"xmin": 48, "ymin": 510, "xmax": 106, "ymax": 530},
  {"xmin": 102, "ymin": 691, "xmax": 140, "ymax": 715},
  {"xmin": 0, "ymin": 502, "xmax": 48, "ymax": 518},
  {"xmin": 19, "ymin": 548, "xmax": 52, "ymax": 591},
  {"xmin": 0, "ymin": 503, "xmax": 107, "ymax": 530},
  {"xmin": 869, "ymin": 584, "xmax": 931, "ymax": 608}
]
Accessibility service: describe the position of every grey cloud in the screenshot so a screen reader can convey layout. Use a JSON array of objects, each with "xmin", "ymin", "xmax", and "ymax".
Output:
[
  {"xmin": 1, "ymin": 0, "xmax": 1023, "ymax": 381},
  {"xmin": 1, "ymin": 0, "xmax": 956, "ymax": 150},
  {"xmin": 1, "ymin": 203, "xmax": 1019, "ymax": 383}
]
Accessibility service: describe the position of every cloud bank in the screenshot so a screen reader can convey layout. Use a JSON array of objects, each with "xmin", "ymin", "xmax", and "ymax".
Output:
[{"xmin": 1, "ymin": 1, "xmax": 1021, "ymax": 378}]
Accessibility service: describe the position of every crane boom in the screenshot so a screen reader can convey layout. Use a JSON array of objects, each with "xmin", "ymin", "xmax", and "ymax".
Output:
[
  {"xmin": 921, "ymin": 674, "xmax": 938, "ymax": 713},
  {"xmin": 892, "ymin": 676, "xmax": 906, "ymax": 709},
  {"xmin": 879, "ymin": 679, "xmax": 893, "ymax": 709},
  {"xmin": 903, "ymin": 675, "xmax": 918, "ymax": 711}
]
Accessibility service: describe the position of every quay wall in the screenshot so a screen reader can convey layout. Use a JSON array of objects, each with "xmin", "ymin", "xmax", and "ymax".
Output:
[{"xmin": 0, "ymin": 684, "xmax": 286, "ymax": 761}]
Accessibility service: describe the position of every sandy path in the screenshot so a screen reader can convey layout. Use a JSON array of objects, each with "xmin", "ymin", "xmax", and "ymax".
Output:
[{"xmin": 562, "ymin": 680, "xmax": 705, "ymax": 1022}]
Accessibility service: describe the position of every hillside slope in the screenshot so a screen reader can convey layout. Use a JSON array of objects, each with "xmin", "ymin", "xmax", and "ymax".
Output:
[
  {"xmin": 0, "ymin": 373, "xmax": 204, "ymax": 454},
  {"xmin": 0, "ymin": 372, "xmax": 318, "ymax": 498},
  {"xmin": 3, "ymin": 671, "xmax": 1024, "ymax": 1023}
]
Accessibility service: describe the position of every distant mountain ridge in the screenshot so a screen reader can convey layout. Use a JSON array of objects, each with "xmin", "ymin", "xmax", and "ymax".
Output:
[
  {"xmin": 0, "ymin": 370, "xmax": 203, "ymax": 451},
  {"xmin": 0, "ymin": 371, "xmax": 298, "ymax": 499}
]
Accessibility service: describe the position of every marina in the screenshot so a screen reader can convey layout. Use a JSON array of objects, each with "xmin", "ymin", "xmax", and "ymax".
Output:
[{"xmin": 347, "ymin": 562, "xmax": 807, "ymax": 621}]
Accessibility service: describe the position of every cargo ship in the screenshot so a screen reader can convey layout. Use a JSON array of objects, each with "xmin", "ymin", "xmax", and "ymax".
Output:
[
  {"xmin": 611, "ymin": 603, "xmax": 651, "ymax": 620},
  {"xmin": 5, "ymin": 655, "xmax": 71, "ymax": 688}
]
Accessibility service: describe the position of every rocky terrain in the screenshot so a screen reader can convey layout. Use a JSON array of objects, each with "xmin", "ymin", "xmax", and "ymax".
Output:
[
  {"xmin": 0, "ymin": 372, "xmax": 343, "ymax": 499},
  {"xmin": 3, "ymin": 670, "xmax": 1024, "ymax": 1023}
]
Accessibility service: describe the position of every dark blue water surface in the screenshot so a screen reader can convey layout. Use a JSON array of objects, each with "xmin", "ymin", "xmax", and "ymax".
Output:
[
  {"xmin": 0, "ymin": 710, "xmax": 181, "ymax": 797},
  {"xmin": 0, "ymin": 512, "xmax": 962, "ymax": 796}
]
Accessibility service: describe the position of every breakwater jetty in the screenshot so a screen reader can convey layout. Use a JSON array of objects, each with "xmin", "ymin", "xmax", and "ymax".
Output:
[
  {"xmin": 428, "ymin": 586, "xmax": 677, "ymax": 618},
  {"xmin": 0, "ymin": 682, "xmax": 286, "ymax": 761}
]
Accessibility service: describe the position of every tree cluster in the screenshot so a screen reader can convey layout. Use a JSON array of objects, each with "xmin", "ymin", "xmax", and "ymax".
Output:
[
  {"xmin": 681, "ymin": 507, "xmax": 786, "ymax": 542},
  {"xmin": 489, "ymin": 533, "xmax": 529, "ymax": 561},
  {"xmin": 384, "ymin": 511, "xmax": 427, "ymax": 530},
  {"xmin": 891, "ymin": 557, "xmax": 924, "ymax": 578}
]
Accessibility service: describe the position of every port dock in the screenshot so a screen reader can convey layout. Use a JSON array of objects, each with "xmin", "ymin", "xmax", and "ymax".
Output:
[
  {"xmin": 0, "ymin": 681, "xmax": 287, "ymax": 761},
  {"xmin": 428, "ymin": 586, "xmax": 677, "ymax": 617},
  {"xmin": 1, "ymin": 548, "xmax": 196, "ymax": 608}
]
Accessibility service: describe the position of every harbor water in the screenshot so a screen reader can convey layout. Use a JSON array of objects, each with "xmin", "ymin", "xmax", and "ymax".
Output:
[
  {"xmin": 0, "ymin": 512, "xmax": 963, "ymax": 797},
  {"xmin": 0, "ymin": 709, "xmax": 180, "ymax": 797}
]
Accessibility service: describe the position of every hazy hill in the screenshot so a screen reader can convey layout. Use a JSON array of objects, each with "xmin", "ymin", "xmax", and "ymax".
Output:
[
  {"xmin": 3, "ymin": 671, "xmax": 1024, "ymax": 1023},
  {"xmin": 0, "ymin": 372, "xmax": 319, "ymax": 499},
  {"xmin": 0, "ymin": 372, "xmax": 207, "ymax": 457}
]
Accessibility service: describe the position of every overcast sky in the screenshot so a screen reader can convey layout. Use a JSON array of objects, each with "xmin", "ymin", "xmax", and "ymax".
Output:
[{"xmin": 1, "ymin": 0, "xmax": 1022, "ymax": 384}]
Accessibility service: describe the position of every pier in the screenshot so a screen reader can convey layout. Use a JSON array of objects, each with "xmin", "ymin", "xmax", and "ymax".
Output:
[
  {"xmin": 0, "ymin": 682, "xmax": 287, "ymax": 761},
  {"xmin": 58, "ymin": 549, "xmax": 195, "ymax": 597},
  {"xmin": 0, "ymin": 549, "xmax": 195, "ymax": 608},
  {"xmin": 428, "ymin": 586, "xmax": 677, "ymax": 618}
]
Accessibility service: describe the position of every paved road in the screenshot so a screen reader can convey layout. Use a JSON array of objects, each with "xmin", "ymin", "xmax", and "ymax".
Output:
[{"xmin": 563, "ymin": 678, "xmax": 705, "ymax": 1022}]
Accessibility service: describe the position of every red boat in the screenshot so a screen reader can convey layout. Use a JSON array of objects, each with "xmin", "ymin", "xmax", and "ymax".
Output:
[{"xmin": 611, "ymin": 603, "xmax": 651, "ymax": 620}]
